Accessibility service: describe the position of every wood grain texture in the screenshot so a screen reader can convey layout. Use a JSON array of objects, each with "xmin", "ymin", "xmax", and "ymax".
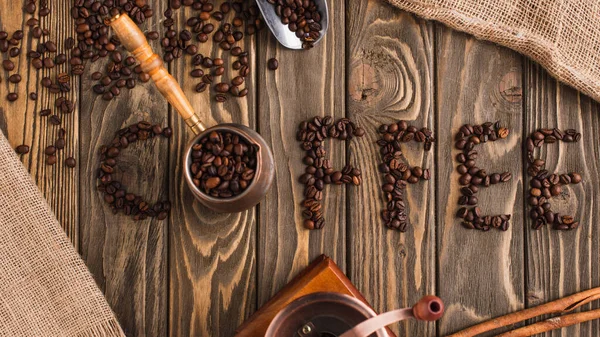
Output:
[
  {"xmin": 435, "ymin": 27, "xmax": 525, "ymax": 335},
  {"xmin": 168, "ymin": 6, "xmax": 257, "ymax": 337},
  {"xmin": 524, "ymin": 61, "xmax": 600, "ymax": 336},
  {"xmin": 255, "ymin": 0, "xmax": 347, "ymax": 307},
  {"xmin": 346, "ymin": 2, "xmax": 436, "ymax": 336},
  {"xmin": 79, "ymin": 1, "xmax": 169, "ymax": 335},
  {"xmin": 0, "ymin": 0, "xmax": 79, "ymax": 245}
]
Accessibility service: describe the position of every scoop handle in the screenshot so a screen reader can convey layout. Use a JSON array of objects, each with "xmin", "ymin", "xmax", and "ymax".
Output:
[{"xmin": 109, "ymin": 13, "xmax": 205, "ymax": 134}]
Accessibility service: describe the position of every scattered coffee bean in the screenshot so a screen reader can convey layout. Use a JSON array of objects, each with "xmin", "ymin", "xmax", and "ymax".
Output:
[
  {"xmin": 46, "ymin": 155, "xmax": 57, "ymax": 165},
  {"xmin": 2, "ymin": 59, "xmax": 14, "ymax": 71},
  {"xmin": 15, "ymin": 144, "xmax": 30, "ymax": 154},
  {"xmin": 65, "ymin": 157, "xmax": 76, "ymax": 168},
  {"xmin": 267, "ymin": 58, "xmax": 278, "ymax": 70}
]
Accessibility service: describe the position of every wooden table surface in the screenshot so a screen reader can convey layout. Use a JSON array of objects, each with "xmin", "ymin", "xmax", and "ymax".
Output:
[{"xmin": 2, "ymin": 0, "xmax": 600, "ymax": 336}]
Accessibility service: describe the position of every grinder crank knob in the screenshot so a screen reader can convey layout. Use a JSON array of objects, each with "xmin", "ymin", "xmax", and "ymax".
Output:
[
  {"xmin": 412, "ymin": 295, "xmax": 444, "ymax": 321},
  {"xmin": 108, "ymin": 13, "xmax": 205, "ymax": 134}
]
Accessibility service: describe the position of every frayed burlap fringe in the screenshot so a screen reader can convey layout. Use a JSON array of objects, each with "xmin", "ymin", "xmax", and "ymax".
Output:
[
  {"xmin": 386, "ymin": 0, "xmax": 600, "ymax": 102},
  {"xmin": 0, "ymin": 131, "xmax": 125, "ymax": 337}
]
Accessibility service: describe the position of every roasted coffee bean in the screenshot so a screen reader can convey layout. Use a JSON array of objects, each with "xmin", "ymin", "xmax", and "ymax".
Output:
[
  {"xmin": 267, "ymin": 58, "xmax": 278, "ymax": 70},
  {"xmin": 2, "ymin": 60, "xmax": 14, "ymax": 71},
  {"xmin": 55, "ymin": 137, "xmax": 65, "ymax": 149},
  {"xmin": 15, "ymin": 144, "xmax": 30, "ymax": 154},
  {"xmin": 215, "ymin": 82, "xmax": 230, "ymax": 93},
  {"xmin": 195, "ymin": 82, "xmax": 207, "ymax": 93},
  {"xmin": 8, "ymin": 74, "xmax": 21, "ymax": 83},
  {"xmin": 46, "ymin": 155, "xmax": 57, "ymax": 165},
  {"xmin": 44, "ymin": 146, "xmax": 56, "ymax": 156},
  {"xmin": 570, "ymin": 172, "xmax": 582, "ymax": 184}
]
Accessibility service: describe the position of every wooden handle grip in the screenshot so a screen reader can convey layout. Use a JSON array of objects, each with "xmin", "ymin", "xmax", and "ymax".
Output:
[{"xmin": 109, "ymin": 13, "xmax": 205, "ymax": 133}]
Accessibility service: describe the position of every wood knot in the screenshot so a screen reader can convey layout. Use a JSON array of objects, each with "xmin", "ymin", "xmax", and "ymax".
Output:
[
  {"xmin": 349, "ymin": 61, "xmax": 379, "ymax": 103},
  {"xmin": 499, "ymin": 71, "xmax": 522, "ymax": 103}
]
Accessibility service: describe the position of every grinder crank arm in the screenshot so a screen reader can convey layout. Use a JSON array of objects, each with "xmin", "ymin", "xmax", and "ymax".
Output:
[{"xmin": 339, "ymin": 296, "xmax": 444, "ymax": 337}]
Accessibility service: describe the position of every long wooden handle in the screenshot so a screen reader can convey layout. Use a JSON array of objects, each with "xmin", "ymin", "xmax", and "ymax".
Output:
[{"xmin": 109, "ymin": 13, "xmax": 205, "ymax": 134}]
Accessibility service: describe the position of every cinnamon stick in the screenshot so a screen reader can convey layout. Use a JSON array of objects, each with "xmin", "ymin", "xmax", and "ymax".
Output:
[
  {"xmin": 496, "ymin": 308, "xmax": 600, "ymax": 337},
  {"xmin": 446, "ymin": 287, "xmax": 600, "ymax": 337}
]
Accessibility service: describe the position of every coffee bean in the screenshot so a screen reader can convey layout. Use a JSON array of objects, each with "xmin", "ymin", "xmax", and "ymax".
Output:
[
  {"xmin": 195, "ymin": 82, "xmax": 207, "ymax": 93},
  {"xmin": 268, "ymin": 58, "xmax": 278, "ymax": 70},
  {"xmin": 8, "ymin": 74, "xmax": 21, "ymax": 83},
  {"xmin": 3, "ymin": 60, "xmax": 14, "ymax": 71},
  {"xmin": 45, "ymin": 146, "xmax": 56, "ymax": 155},
  {"xmin": 15, "ymin": 144, "xmax": 30, "ymax": 154},
  {"xmin": 147, "ymin": 31, "xmax": 160, "ymax": 40},
  {"xmin": 49, "ymin": 115, "xmax": 61, "ymax": 125}
]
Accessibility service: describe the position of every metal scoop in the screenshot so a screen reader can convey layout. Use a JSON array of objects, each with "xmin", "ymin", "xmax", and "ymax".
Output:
[
  {"xmin": 255, "ymin": 0, "xmax": 329, "ymax": 49},
  {"xmin": 109, "ymin": 13, "xmax": 275, "ymax": 213}
]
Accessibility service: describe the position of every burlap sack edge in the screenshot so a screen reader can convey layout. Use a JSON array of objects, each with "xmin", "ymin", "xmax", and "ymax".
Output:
[
  {"xmin": 0, "ymin": 130, "xmax": 126, "ymax": 337},
  {"xmin": 386, "ymin": 0, "xmax": 600, "ymax": 103}
]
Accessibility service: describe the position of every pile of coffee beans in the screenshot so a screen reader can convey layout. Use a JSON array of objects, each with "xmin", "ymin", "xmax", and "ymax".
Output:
[
  {"xmin": 297, "ymin": 116, "xmax": 365, "ymax": 230},
  {"xmin": 455, "ymin": 122, "xmax": 512, "ymax": 231},
  {"xmin": 70, "ymin": 0, "xmax": 157, "ymax": 102},
  {"xmin": 267, "ymin": 0, "xmax": 323, "ymax": 49},
  {"xmin": 71, "ymin": 0, "xmax": 153, "ymax": 66},
  {"xmin": 3, "ymin": 2, "xmax": 76, "ymax": 167},
  {"xmin": 188, "ymin": 130, "xmax": 258, "ymax": 198},
  {"xmin": 91, "ymin": 52, "xmax": 150, "ymax": 100},
  {"xmin": 157, "ymin": 1, "xmax": 265, "ymax": 102},
  {"xmin": 97, "ymin": 121, "xmax": 173, "ymax": 221},
  {"xmin": 377, "ymin": 121, "xmax": 434, "ymax": 232},
  {"xmin": 526, "ymin": 128, "xmax": 582, "ymax": 230}
]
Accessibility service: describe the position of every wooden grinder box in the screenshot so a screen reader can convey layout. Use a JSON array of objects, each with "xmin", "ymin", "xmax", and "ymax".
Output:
[{"xmin": 235, "ymin": 255, "xmax": 396, "ymax": 336}]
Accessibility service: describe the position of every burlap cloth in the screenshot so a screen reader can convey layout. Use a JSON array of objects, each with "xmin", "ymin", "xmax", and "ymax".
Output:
[
  {"xmin": 387, "ymin": 0, "xmax": 600, "ymax": 102},
  {"xmin": 0, "ymin": 131, "xmax": 125, "ymax": 337}
]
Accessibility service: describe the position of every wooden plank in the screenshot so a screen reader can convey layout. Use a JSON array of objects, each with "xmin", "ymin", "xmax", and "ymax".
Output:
[
  {"xmin": 168, "ymin": 5, "xmax": 257, "ymax": 337},
  {"xmin": 524, "ymin": 61, "xmax": 600, "ymax": 336},
  {"xmin": 436, "ymin": 28, "xmax": 525, "ymax": 335},
  {"xmin": 345, "ymin": 1, "xmax": 435, "ymax": 336},
  {"xmin": 255, "ymin": 0, "xmax": 347, "ymax": 307},
  {"xmin": 79, "ymin": 2, "xmax": 169, "ymax": 335},
  {"xmin": 0, "ymin": 0, "xmax": 79, "ymax": 244}
]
